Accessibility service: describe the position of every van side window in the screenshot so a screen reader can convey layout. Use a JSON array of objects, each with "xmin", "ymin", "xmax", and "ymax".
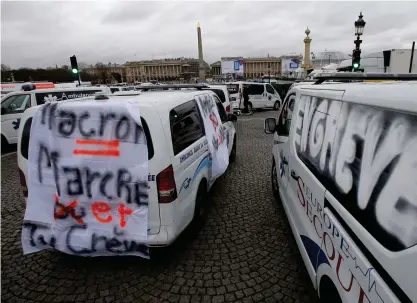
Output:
[
  {"xmin": 276, "ymin": 94, "xmax": 296, "ymax": 136},
  {"xmin": 212, "ymin": 95, "xmax": 228, "ymax": 123},
  {"xmin": 249, "ymin": 84, "xmax": 264, "ymax": 95},
  {"xmin": 1, "ymin": 95, "xmax": 31, "ymax": 115},
  {"xmin": 266, "ymin": 84, "xmax": 275, "ymax": 94},
  {"xmin": 170, "ymin": 100, "xmax": 205, "ymax": 155}
]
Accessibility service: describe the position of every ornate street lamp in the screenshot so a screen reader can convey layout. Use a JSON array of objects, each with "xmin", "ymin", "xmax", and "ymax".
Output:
[
  {"xmin": 352, "ymin": 12, "xmax": 366, "ymax": 71},
  {"xmin": 355, "ymin": 12, "xmax": 366, "ymax": 36}
]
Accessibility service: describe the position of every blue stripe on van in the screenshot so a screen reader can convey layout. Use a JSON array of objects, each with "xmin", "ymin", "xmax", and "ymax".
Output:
[
  {"xmin": 179, "ymin": 154, "xmax": 212, "ymax": 193},
  {"xmin": 300, "ymin": 235, "xmax": 330, "ymax": 272},
  {"xmin": 192, "ymin": 154, "xmax": 212, "ymax": 181}
]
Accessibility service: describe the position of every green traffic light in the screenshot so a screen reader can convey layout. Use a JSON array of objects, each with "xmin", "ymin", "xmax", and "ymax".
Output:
[
  {"xmin": 72, "ymin": 68, "xmax": 78, "ymax": 74},
  {"xmin": 353, "ymin": 62, "xmax": 360, "ymax": 69}
]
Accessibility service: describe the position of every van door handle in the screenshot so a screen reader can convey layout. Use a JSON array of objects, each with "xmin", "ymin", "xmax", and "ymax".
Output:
[{"xmin": 291, "ymin": 170, "xmax": 299, "ymax": 180}]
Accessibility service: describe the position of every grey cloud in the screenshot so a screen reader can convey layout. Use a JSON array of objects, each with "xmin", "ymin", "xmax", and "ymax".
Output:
[
  {"xmin": 101, "ymin": 2, "xmax": 164, "ymax": 24},
  {"xmin": 1, "ymin": 1, "xmax": 417, "ymax": 69}
]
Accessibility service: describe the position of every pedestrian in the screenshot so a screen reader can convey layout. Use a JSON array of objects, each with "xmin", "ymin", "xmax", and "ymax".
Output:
[{"xmin": 242, "ymin": 85, "xmax": 252, "ymax": 115}]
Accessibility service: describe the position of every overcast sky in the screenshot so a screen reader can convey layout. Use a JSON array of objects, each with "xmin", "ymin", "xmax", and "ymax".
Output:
[{"xmin": 1, "ymin": 1, "xmax": 417, "ymax": 69}]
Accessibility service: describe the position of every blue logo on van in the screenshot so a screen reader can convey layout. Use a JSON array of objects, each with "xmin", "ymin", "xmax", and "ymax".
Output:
[
  {"xmin": 179, "ymin": 154, "xmax": 212, "ymax": 193},
  {"xmin": 12, "ymin": 118, "xmax": 21, "ymax": 130}
]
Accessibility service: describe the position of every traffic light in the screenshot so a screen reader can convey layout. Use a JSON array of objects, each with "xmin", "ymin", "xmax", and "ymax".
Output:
[
  {"xmin": 70, "ymin": 56, "xmax": 79, "ymax": 74},
  {"xmin": 352, "ymin": 49, "xmax": 361, "ymax": 71}
]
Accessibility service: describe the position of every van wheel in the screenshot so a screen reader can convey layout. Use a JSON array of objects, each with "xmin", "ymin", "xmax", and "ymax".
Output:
[
  {"xmin": 1, "ymin": 135, "xmax": 9, "ymax": 153},
  {"xmin": 193, "ymin": 181, "xmax": 209, "ymax": 224},
  {"xmin": 319, "ymin": 276, "xmax": 342, "ymax": 303},
  {"xmin": 274, "ymin": 101, "xmax": 280, "ymax": 110},
  {"xmin": 271, "ymin": 159, "xmax": 280, "ymax": 202},
  {"xmin": 248, "ymin": 102, "xmax": 253, "ymax": 112},
  {"xmin": 229, "ymin": 136, "xmax": 236, "ymax": 163}
]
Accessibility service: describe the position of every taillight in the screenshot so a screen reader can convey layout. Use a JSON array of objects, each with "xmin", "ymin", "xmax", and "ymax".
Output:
[
  {"xmin": 156, "ymin": 165, "xmax": 177, "ymax": 203},
  {"xmin": 18, "ymin": 168, "xmax": 28, "ymax": 198},
  {"xmin": 226, "ymin": 105, "xmax": 230, "ymax": 113}
]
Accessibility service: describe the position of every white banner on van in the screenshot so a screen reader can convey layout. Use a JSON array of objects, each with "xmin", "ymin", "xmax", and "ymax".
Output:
[
  {"xmin": 196, "ymin": 94, "xmax": 229, "ymax": 180},
  {"xmin": 22, "ymin": 99, "xmax": 150, "ymax": 258}
]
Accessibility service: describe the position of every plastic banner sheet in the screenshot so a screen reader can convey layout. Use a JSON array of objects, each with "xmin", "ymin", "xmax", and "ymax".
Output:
[
  {"xmin": 21, "ymin": 99, "xmax": 150, "ymax": 258},
  {"xmin": 195, "ymin": 94, "xmax": 229, "ymax": 180}
]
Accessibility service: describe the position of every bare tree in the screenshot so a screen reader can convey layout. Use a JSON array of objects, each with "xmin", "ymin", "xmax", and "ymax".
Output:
[
  {"xmin": 95, "ymin": 62, "xmax": 109, "ymax": 84},
  {"xmin": 1, "ymin": 64, "xmax": 11, "ymax": 72}
]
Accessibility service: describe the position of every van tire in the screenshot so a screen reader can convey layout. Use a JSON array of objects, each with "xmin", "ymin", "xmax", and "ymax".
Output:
[
  {"xmin": 193, "ymin": 181, "xmax": 209, "ymax": 224},
  {"xmin": 229, "ymin": 136, "xmax": 236, "ymax": 163},
  {"xmin": 248, "ymin": 102, "xmax": 253, "ymax": 112},
  {"xmin": 274, "ymin": 101, "xmax": 280, "ymax": 110},
  {"xmin": 1, "ymin": 135, "xmax": 9, "ymax": 153},
  {"xmin": 271, "ymin": 159, "xmax": 280, "ymax": 202},
  {"xmin": 319, "ymin": 276, "xmax": 342, "ymax": 303}
]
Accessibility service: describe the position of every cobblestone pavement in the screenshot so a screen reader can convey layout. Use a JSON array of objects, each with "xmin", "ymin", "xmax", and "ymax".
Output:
[{"xmin": 1, "ymin": 111, "xmax": 319, "ymax": 303}]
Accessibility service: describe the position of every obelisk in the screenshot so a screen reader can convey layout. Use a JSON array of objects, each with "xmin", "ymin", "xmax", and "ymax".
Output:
[{"xmin": 197, "ymin": 22, "xmax": 206, "ymax": 82}]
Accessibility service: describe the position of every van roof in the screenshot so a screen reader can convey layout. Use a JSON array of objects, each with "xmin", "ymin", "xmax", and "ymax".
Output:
[
  {"xmin": 294, "ymin": 81, "xmax": 417, "ymax": 113},
  {"xmin": 227, "ymin": 81, "xmax": 265, "ymax": 85},
  {"xmin": 5, "ymin": 86, "xmax": 104, "ymax": 95},
  {"xmin": 21, "ymin": 89, "xmax": 212, "ymax": 118}
]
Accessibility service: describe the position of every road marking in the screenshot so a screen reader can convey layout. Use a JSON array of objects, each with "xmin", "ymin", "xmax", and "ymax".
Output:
[{"xmin": 1, "ymin": 151, "xmax": 17, "ymax": 158}]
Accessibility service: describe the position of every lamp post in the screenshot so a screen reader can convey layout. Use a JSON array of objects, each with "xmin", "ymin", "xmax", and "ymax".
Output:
[
  {"xmin": 268, "ymin": 62, "xmax": 271, "ymax": 83},
  {"xmin": 311, "ymin": 52, "xmax": 316, "ymax": 69},
  {"xmin": 352, "ymin": 12, "xmax": 366, "ymax": 71}
]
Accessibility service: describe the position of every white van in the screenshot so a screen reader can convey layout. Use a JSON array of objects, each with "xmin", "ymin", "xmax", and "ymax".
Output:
[
  {"xmin": 17, "ymin": 87, "xmax": 237, "ymax": 247},
  {"xmin": 202, "ymin": 84, "xmax": 232, "ymax": 114},
  {"xmin": 227, "ymin": 81, "xmax": 282, "ymax": 112},
  {"xmin": 1, "ymin": 86, "xmax": 110, "ymax": 149},
  {"xmin": 264, "ymin": 80, "xmax": 417, "ymax": 303}
]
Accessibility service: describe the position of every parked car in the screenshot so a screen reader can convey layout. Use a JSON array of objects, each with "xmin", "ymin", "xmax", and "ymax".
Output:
[
  {"xmin": 1, "ymin": 85, "xmax": 111, "ymax": 150},
  {"xmin": 264, "ymin": 77, "xmax": 417, "ymax": 303},
  {"xmin": 227, "ymin": 81, "xmax": 282, "ymax": 112},
  {"xmin": 18, "ymin": 86, "xmax": 237, "ymax": 247}
]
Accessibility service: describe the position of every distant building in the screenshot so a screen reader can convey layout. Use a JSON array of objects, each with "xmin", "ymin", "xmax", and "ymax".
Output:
[
  {"xmin": 124, "ymin": 58, "xmax": 210, "ymax": 82},
  {"xmin": 210, "ymin": 61, "xmax": 221, "ymax": 79},
  {"xmin": 243, "ymin": 57, "xmax": 282, "ymax": 79},
  {"xmin": 212, "ymin": 55, "xmax": 303, "ymax": 80}
]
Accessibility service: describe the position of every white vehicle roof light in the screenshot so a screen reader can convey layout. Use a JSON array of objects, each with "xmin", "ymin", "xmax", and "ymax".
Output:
[{"xmin": 21, "ymin": 84, "xmax": 36, "ymax": 91}]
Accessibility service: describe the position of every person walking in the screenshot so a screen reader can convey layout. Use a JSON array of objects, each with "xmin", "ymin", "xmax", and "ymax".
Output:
[{"xmin": 242, "ymin": 85, "xmax": 252, "ymax": 115}]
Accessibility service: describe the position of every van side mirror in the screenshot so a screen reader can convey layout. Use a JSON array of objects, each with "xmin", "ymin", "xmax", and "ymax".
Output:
[
  {"xmin": 264, "ymin": 118, "xmax": 277, "ymax": 134},
  {"xmin": 227, "ymin": 113, "xmax": 237, "ymax": 122}
]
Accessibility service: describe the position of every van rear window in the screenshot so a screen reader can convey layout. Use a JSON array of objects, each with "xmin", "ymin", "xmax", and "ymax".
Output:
[
  {"xmin": 202, "ymin": 88, "xmax": 226, "ymax": 103},
  {"xmin": 227, "ymin": 84, "xmax": 239, "ymax": 94},
  {"xmin": 20, "ymin": 117, "xmax": 154, "ymax": 160},
  {"xmin": 20, "ymin": 118, "xmax": 32, "ymax": 159}
]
